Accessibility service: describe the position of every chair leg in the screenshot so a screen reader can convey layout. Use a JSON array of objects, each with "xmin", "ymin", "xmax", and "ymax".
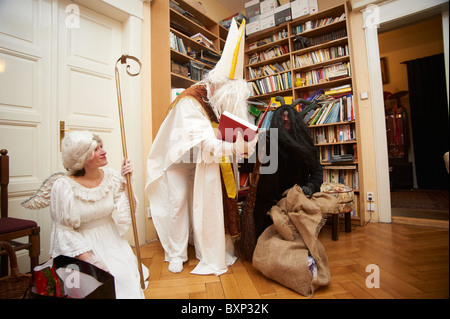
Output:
[
  {"xmin": 0, "ymin": 255, "xmax": 7, "ymax": 277},
  {"xmin": 344, "ymin": 212, "xmax": 351, "ymax": 233},
  {"xmin": 29, "ymin": 227, "xmax": 40, "ymax": 271},
  {"xmin": 332, "ymin": 214, "xmax": 339, "ymax": 241}
]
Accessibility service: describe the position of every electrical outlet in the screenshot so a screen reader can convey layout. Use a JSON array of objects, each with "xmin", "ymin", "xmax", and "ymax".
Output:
[
  {"xmin": 146, "ymin": 206, "xmax": 152, "ymax": 218},
  {"xmin": 367, "ymin": 192, "xmax": 374, "ymax": 202},
  {"xmin": 367, "ymin": 203, "xmax": 376, "ymax": 212}
]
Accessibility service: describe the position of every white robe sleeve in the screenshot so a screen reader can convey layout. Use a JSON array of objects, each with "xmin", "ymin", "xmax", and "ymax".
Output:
[
  {"xmin": 110, "ymin": 169, "xmax": 134, "ymax": 236},
  {"xmin": 201, "ymin": 137, "xmax": 235, "ymax": 158},
  {"xmin": 49, "ymin": 178, "xmax": 92, "ymax": 258}
]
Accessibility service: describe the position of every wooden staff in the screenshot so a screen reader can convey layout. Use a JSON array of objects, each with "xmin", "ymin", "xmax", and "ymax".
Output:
[{"xmin": 114, "ymin": 55, "xmax": 145, "ymax": 289}]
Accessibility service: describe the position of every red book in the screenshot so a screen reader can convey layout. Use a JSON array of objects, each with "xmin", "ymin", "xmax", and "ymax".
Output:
[{"xmin": 217, "ymin": 104, "xmax": 271, "ymax": 142}]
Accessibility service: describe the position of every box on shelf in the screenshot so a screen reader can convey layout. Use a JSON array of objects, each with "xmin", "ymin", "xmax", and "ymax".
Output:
[
  {"xmin": 259, "ymin": 10, "xmax": 275, "ymax": 30},
  {"xmin": 274, "ymin": 3, "xmax": 291, "ymax": 26},
  {"xmin": 308, "ymin": 0, "xmax": 318, "ymax": 14},
  {"xmin": 291, "ymin": 0, "xmax": 309, "ymax": 19},
  {"xmin": 171, "ymin": 61, "xmax": 188, "ymax": 78},
  {"xmin": 220, "ymin": 12, "xmax": 247, "ymax": 30},
  {"xmin": 246, "ymin": 20, "xmax": 261, "ymax": 35},
  {"xmin": 245, "ymin": 0, "xmax": 261, "ymax": 18},
  {"xmin": 260, "ymin": 0, "xmax": 278, "ymax": 14}
]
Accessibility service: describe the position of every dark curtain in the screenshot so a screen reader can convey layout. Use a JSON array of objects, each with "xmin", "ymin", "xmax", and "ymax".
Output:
[{"xmin": 405, "ymin": 53, "xmax": 449, "ymax": 189}]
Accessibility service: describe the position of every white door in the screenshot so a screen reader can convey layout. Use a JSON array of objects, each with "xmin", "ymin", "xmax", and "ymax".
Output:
[
  {"xmin": 0, "ymin": 0, "xmax": 53, "ymax": 271},
  {"xmin": 57, "ymin": 0, "xmax": 123, "ymax": 171},
  {"xmin": 0, "ymin": 0, "xmax": 127, "ymax": 271}
]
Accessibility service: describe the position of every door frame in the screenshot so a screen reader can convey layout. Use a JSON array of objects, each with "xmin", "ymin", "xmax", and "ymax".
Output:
[{"xmin": 358, "ymin": 0, "xmax": 449, "ymax": 223}]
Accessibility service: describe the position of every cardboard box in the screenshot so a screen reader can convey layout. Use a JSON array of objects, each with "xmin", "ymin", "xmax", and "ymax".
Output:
[
  {"xmin": 291, "ymin": 0, "xmax": 309, "ymax": 19},
  {"xmin": 259, "ymin": 10, "xmax": 275, "ymax": 30},
  {"xmin": 308, "ymin": 0, "xmax": 318, "ymax": 14},
  {"xmin": 260, "ymin": 0, "xmax": 277, "ymax": 14},
  {"xmin": 274, "ymin": 3, "xmax": 291, "ymax": 26},
  {"xmin": 246, "ymin": 20, "xmax": 261, "ymax": 36},
  {"xmin": 245, "ymin": 0, "xmax": 261, "ymax": 18}
]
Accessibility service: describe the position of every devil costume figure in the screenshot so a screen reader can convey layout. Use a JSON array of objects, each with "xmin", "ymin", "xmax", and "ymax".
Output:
[{"xmin": 253, "ymin": 98, "xmax": 323, "ymax": 238}]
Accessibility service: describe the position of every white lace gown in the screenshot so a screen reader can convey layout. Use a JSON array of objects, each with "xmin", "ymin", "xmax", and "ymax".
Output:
[{"xmin": 49, "ymin": 167, "xmax": 149, "ymax": 299}]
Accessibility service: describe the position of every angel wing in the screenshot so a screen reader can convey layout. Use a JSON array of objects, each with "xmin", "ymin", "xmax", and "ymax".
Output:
[{"xmin": 21, "ymin": 172, "xmax": 66, "ymax": 210}]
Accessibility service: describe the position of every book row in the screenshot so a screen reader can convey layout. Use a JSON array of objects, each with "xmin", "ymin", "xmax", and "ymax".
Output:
[
  {"xmin": 293, "ymin": 44, "xmax": 349, "ymax": 68},
  {"xmin": 310, "ymin": 124, "xmax": 356, "ymax": 145},
  {"xmin": 305, "ymin": 94, "xmax": 354, "ymax": 125},
  {"xmin": 323, "ymin": 167, "xmax": 359, "ymax": 191},
  {"xmin": 296, "ymin": 62, "xmax": 351, "ymax": 86},
  {"xmin": 170, "ymin": 31, "xmax": 188, "ymax": 55},
  {"xmin": 248, "ymin": 45, "xmax": 289, "ymax": 65},
  {"xmin": 319, "ymin": 143, "xmax": 358, "ymax": 164},
  {"xmin": 292, "ymin": 13, "xmax": 346, "ymax": 35},
  {"xmin": 248, "ymin": 61, "xmax": 291, "ymax": 79},
  {"xmin": 293, "ymin": 29, "xmax": 348, "ymax": 52},
  {"xmin": 247, "ymin": 29, "xmax": 289, "ymax": 50},
  {"xmin": 249, "ymin": 72, "xmax": 292, "ymax": 96}
]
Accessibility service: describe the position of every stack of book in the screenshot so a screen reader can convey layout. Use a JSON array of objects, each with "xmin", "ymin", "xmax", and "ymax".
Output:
[
  {"xmin": 195, "ymin": 50, "xmax": 220, "ymax": 67},
  {"xmin": 331, "ymin": 154, "xmax": 354, "ymax": 162},
  {"xmin": 190, "ymin": 33, "xmax": 217, "ymax": 51}
]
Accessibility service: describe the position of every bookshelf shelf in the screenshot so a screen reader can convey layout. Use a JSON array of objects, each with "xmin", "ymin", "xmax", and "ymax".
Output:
[
  {"xmin": 292, "ymin": 56, "xmax": 350, "ymax": 72},
  {"xmin": 244, "ymin": 3, "xmax": 365, "ymax": 223},
  {"xmin": 292, "ymin": 76, "xmax": 352, "ymax": 91}
]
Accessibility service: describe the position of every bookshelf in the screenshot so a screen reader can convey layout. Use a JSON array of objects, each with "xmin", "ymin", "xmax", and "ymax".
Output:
[
  {"xmin": 150, "ymin": 0, "xmax": 228, "ymax": 137},
  {"xmin": 244, "ymin": 3, "xmax": 365, "ymax": 224}
]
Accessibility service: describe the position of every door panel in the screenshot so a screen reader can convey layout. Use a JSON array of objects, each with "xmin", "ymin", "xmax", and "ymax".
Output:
[
  {"xmin": 0, "ymin": 0, "xmax": 53, "ymax": 270},
  {"xmin": 57, "ymin": 0, "xmax": 123, "ymax": 172}
]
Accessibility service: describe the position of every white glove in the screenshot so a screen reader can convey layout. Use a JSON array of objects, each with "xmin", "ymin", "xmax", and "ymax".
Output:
[{"xmin": 233, "ymin": 131, "xmax": 258, "ymax": 158}]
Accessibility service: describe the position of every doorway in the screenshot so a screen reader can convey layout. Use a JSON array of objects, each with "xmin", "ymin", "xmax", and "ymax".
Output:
[{"xmin": 378, "ymin": 16, "xmax": 449, "ymax": 226}]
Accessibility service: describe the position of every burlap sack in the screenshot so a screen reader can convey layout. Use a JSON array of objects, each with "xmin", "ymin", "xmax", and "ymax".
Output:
[{"xmin": 253, "ymin": 185, "xmax": 336, "ymax": 296}]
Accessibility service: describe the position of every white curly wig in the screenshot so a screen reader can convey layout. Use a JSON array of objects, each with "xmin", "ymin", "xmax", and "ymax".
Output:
[
  {"xmin": 61, "ymin": 131, "xmax": 103, "ymax": 175},
  {"xmin": 196, "ymin": 69, "xmax": 250, "ymax": 122}
]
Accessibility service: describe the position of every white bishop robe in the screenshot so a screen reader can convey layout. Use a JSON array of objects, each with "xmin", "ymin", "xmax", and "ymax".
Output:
[{"xmin": 145, "ymin": 94, "xmax": 237, "ymax": 276}]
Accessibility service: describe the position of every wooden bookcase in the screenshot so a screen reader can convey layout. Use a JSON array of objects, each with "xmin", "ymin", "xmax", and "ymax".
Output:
[
  {"xmin": 244, "ymin": 3, "xmax": 365, "ymax": 223},
  {"xmin": 150, "ymin": 0, "xmax": 228, "ymax": 138}
]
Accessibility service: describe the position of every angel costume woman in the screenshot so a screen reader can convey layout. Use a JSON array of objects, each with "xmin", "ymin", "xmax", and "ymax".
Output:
[{"xmin": 23, "ymin": 131, "xmax": 149, "ymax": 299}]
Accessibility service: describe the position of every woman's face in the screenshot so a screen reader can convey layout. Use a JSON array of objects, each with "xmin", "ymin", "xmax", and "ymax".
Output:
[
  {"xmin": 85, "ymin": 142, "xmax": 108, "ymax": 169},
  {"xmin": 282, "ymin": 110, "xmax": 292, "ymax": 131}
]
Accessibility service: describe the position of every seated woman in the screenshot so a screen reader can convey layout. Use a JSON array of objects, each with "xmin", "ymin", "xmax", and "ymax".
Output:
[{"xmin": 23, "ymin": 131, "xmax": 149, "ymax": 298}]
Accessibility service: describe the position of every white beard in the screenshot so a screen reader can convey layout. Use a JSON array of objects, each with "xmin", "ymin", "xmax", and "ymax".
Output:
[{"xmin": 206, "ymin": 79, "xmax": 250, "ymax": 121}]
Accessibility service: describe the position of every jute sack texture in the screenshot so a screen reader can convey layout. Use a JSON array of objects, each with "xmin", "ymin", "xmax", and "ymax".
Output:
[{"xmin": 252, "ymin": 185, "xmax": 338, "ymax": 296}]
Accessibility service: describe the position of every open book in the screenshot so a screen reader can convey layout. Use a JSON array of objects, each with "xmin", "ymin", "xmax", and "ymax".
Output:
[{"xmin": 217, "ymin": 104, "xmax": 271, "ymax": 142}]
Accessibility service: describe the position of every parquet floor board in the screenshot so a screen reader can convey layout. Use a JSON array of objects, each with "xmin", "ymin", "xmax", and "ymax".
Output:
[{"xmin": 139, "ymin": 222, "xmax": 449, "ymax": 299}]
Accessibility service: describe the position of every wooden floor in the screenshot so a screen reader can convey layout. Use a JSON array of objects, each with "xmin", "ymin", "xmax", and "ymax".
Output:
[{"xmin": 138, "ymin": 222, "xmax": 449, "ymax": 299}]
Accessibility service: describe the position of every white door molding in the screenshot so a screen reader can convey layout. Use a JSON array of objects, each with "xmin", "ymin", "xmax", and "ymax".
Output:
[{"xmin": 361, "ymin": 0, "xmax": 448, "ymax": 223}]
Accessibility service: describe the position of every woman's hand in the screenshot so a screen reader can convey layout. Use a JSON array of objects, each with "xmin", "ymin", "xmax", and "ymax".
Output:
[{"xmin": 121, "ymin": 159, "xmax": 133, "ymax": 177}]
